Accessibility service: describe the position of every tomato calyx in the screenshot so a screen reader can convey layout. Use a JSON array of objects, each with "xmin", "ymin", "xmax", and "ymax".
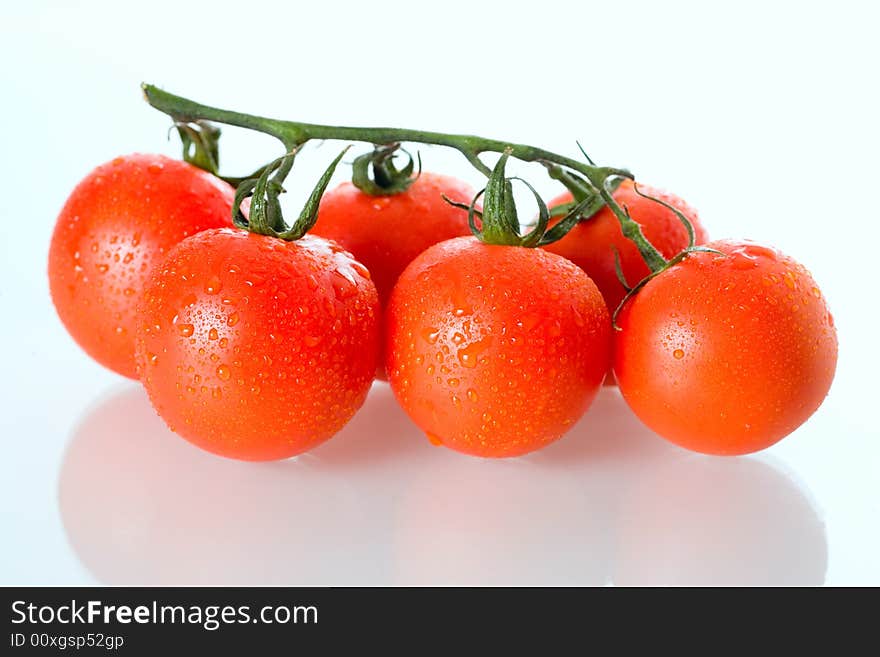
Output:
[
  {"xmin": 351, "ymin": 143, "xmax": 421, "ymax": 196},
  {"xmin": 175, "ymin": 120, "xmax": 222, "ymax": 176},
  {"xmin": 442, "ymin": 149, "xmax": 593, "ymax": 248},
  {"xmin": 232, "ymin": 146, "xmax": 349, "ymax": 241},
  {"xmin": 611, "ymin": 184, "xmax": 725, "ymax": 329}
]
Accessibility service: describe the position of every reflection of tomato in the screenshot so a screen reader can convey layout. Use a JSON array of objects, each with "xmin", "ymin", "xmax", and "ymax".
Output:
[
  {"xmin": 614, "ymin": 240, "xmax": 838, "ymax": 455},
  {"xmin": 58, "ymin": 386, "xmax": 373, "ymax": 585},
  {"xmin": 136, "ymin": 229, "xmax": 380, "ymax": 461},
  {"xmin": 543, "ymin": 180, "xmax": 708, "ymax": 310},
  {"xmin": 612, "ymin": 456, "xmax": 827, "ymax": 585},
  {"xmin": 393, "ymin": 455, "xmax": 612, "ymax": 585},
  {"xmin": 386, "ymin": 236, "xmax": 610, "ymax": 458},
  {"xmin": 48, "ymin": 154, "xmax": 234, "ymax": 378}
]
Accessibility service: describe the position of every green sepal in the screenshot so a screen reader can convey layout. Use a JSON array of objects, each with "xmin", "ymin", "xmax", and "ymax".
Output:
[
  {"xmin": 232, "ymin": 147, "xmax": 349, "ymax": 241},
  {"xmin": 175, "ymin": 120, "xmax": 221, "ymax": 175},
  {"xmin": 351, "ymin": 143, "xmax": 420, "ymax": 196}
]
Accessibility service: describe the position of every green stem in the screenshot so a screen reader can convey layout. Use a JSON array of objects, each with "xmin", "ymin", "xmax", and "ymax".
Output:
[{"xmin": 142, "ymin": 83, "xmax": 667, "ymax": 269}]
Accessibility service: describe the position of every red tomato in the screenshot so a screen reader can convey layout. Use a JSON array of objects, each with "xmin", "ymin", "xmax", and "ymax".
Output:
[
  {"xmin": 135, "ymin": 228, "xmax": 380, "ymax": 461},
  {"xmin": 48, "ymin": 154, "xmax": 234, "ymax": 378},
  {"xmin": 312, "ymin": 173, "xmax": 474, "ymax": 306},
  {"xmin": 386, "ymin": 236, "xmax": 611, "ymax": 458},
  {"xmin": 543, "ymin": 180, "xmax": 708, "ymax": 310},
  {"xmin": 613, "ymin": 239, "xmax": 838, "ymax": 455}
]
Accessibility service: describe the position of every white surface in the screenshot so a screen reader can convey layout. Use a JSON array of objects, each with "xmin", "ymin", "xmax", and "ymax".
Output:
[{"xmin": 1, "ymin": 0, "xmax": 878, "ymax": 586}]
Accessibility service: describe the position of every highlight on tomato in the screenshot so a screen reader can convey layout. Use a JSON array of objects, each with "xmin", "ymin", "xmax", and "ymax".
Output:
[
  {"xmin": 48, "ymin": 153, "xmax": 235, "ymax": 378},
  {"xmin": 135, "ymin": 151, "xmax": 381, "ymax": 461},
  {"xmin": 613, "ymin": 235, "xmax": 838, "ymax": 456},
  {"xmin": 385, "ymin": 152, "xmax": 611, "ymax": 458}
]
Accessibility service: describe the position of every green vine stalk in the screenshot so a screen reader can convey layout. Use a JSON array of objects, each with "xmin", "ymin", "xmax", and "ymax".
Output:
[{"xmin": 142, "ymin": 83, "xmax": 669, "ymax": 271}]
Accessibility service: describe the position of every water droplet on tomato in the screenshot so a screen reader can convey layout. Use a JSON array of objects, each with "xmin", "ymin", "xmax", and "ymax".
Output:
[
  {"xmin": 421, "ymin": 327, "xmax": 440, "ymax": 344},
  {"xmin": 332, "ymin": 271, "xmax": 357, "ymax": 299},
  {"xmin": 673, "ymin": 349, "xmax": 685, "ymax": 359},
  {"xmin": 216, "ymin": 365, "xmax": 231, "ymax": 380},
  {"xmin": 466, "ymin": 388, "xmax": 478, "ymax": 402},
  {"xmin": 351, "ymin": 261, "xmax": 370, "ymax": 279},
  {"xmin": 178, "ymin": 324, "xmax": 194, "ymax": 337},
  {"xmin": 204, "ymin": 275, "xmax": 222, "ymax": 294},
  {"xmin": 227, "ymin": 313, "xmax": 239, "ymax": 327},
  {"xmin": 208, "ymin": 328, "xmax": 219, "ymax": 340},
  {"xmin": 304, "ymin": 335, "xmax": 322, "ymax": 347},
  {"xmin": 426, "ymin": 432, "xmax": 443, "ymax": 446},
  {"xmin": 457, "ymin": 336, "xmax": 492, "ymax": 369}
]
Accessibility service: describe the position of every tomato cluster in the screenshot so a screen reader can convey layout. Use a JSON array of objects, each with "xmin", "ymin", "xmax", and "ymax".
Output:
[{"xmin": 49, "ymin": 145, "xmax": 837, "ymax": 461}]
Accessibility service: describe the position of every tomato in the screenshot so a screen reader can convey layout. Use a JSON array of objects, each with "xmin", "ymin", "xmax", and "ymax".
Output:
[
  {"xmin": 48, "ymin": 154, "xmax": 235, "ymax": 378},
  {"xmin": 543, "ymin": 180, "xmax": 708, "ymax": 311},
  {"xmin": 386, "ymin": 236, "xmax": 611, "ymax": 458},
  {"xmin": 313, "ymin": 173, "xmax": 474, "ymax": 307},
  {"xmin": 613, "ymin": 239, "xmax": 838, "ymax": 455},
  {"xmin": 135, "ymin": 228, "xmax": 380, "ymax": 461}
]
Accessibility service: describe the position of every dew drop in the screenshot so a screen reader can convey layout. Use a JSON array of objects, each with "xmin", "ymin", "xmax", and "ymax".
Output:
[
  {"xmin": 673, "ymin": 349, "xmax": 685, "ymax": 359},
  {"xmin": 178, "ymin": 324, "xmax": 194, "ymax": 337},
  {"xmin": 204, "ymin": 275, "xmax": 222, "ymax": 294},
  {"xmin": 420, "ymin": 327, "xmax": 440, "ymax": 344},
  {"xmin": 426, "ymin": 432, "xmax": 443, "ymax": 446},
  {"xmin": 457, "ymin": 336, "xmax": 492, "ymax": 369},
  {"xmin": 208, "ymin": 328, "xmax": 219, "ymax": 340},
  {"xmin": 216, "ymin": 365, "xmax": 231, "ymax": 381},
  {"xmin": 227, "ymin": 313, "xmax": 239, "ymax": 327}
]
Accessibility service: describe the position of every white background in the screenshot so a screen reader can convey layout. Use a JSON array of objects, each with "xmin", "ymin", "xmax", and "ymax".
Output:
[{"xmin": 1, "ymin": 0, "xmax": 878, "ymax": 585}]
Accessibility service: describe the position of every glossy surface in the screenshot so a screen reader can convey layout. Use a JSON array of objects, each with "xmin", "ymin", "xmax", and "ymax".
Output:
[
  {"xmin": 614, "ymin": 239, "xmax": 838, "ymax": 455},
  {"xmin": 386, "ymin": 237, "xmax": 610, "ymax": 457},
  {"xmin": 52, "ymin": 383, "xmax": 833, "ymax": 585},
  {"xmin": 48, "ymin": 154, "xmax": 235, "ymax": 378},
  {"xmin": 136, "ymin": 229, "xmax": 380, "ymax": 460},
  {"xmin": 313, "ymin": 173, "xmax": 474, "ymax": 307}
]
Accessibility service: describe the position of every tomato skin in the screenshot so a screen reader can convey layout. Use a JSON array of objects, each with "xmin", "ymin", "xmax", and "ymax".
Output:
[
  {"xmin": 48, "ymin": 154, "xmax": 235, "ymax": 378},
  {"xmin": 386, "ymin": 236, "xmax": 611, "ymax": 458},
  {"xmin": 613, "ymin": 239, "xmax": 838, "ymax": 455},
  {"xmin": 312, "ymin": 173, "xmax": 474, "ymax": 307},
  {"xmin": 135, "ymin": 228, "xmax": 380, "ymax": 461},
  {"xmin": 543, "ymin": 180, "xmax": 708, "ymax": 310}
]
